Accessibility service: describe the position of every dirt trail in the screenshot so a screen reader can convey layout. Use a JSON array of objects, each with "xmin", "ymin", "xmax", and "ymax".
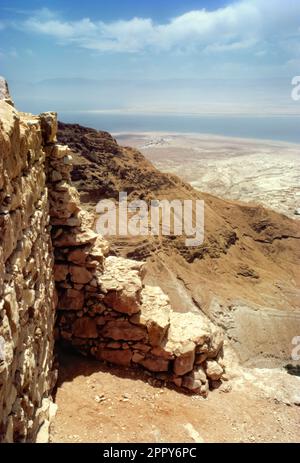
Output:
[{"xmin": 51, "ymin": 351, "xmax": 300, "ymax": 443}]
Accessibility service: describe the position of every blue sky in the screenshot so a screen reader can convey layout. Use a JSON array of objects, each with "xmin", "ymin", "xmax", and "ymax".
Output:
[{"xmin": 0, "ymin": 0, "xmax": 300, "ymax": 114}]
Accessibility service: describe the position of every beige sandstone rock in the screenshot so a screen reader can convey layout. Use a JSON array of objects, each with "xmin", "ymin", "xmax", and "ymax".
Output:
[
  {"xmin": 39, "ymin": 112, "xmax": 57, "ymax": 144},
  {"xmin": 0, "ymin": 77, "xmax": 14, "ymax": 106},
  {"xmin": 173, "ymin": 341, "xmax": 196, "ymax": 376},
  {"xmin": 206, "ymin": 359, "xmax": 224, "ymax": 380},
  {"xmin": 136, "ymin": 285, "xmax": 170, "ymax": 346},
  {"xmin": 98, "ymin": 256, "xmax": 144, "ymax": 314},
  {"xmin": 101, "ymin": 320, "xmax": 147, "ymax": 341},
  {"xmin": 96, "ymin": 348, "xmax": 132, "ymax": 366},
  {"xmin": 53, "ymin": 229, "xmax": 98, "ymax": 247}
]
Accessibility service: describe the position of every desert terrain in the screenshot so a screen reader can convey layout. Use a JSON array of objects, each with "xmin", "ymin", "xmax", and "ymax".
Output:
[
  {"xmin": 116, "ymin": 132, "xmax": 300, "ymax": 219},
  {"xmin": 51, "ymin": 350, "xmax": 300, "ymax": 443}
]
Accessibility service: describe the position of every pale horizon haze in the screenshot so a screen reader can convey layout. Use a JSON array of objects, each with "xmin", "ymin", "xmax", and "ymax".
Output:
[{"xmin": 0, "ymin": 0, "xmax": 300, "ymax": 116}]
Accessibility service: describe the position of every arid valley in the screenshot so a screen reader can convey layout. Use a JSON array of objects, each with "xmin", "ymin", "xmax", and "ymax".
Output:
[{"xmin": 116, "ymin": 132, "xmax": 300, "ymax": 219}]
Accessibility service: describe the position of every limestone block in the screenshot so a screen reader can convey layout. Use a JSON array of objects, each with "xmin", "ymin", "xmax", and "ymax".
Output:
[
  {"xmin": 59, "ymin": 289, "xmax": 85, "ymax": 311},
  {"xmin": 205, "ymin": 360, "xmax": 224, "ymax": 380},
  {"xmin": 69, "ymin": 265, "xmax": 93, "ymax": 284},
  {"xmin": 73, "ymin": 318, "xmax": 98, "ymax": 338},
  {"xmin": 136, "ymin": 285, "xmax": 170, "ymax": 346},
  {"xmin": 166, "ymin": 311, "xmax": 213, "ymax": 353},
  {"xmin": 39, "ymin": 112, "xmax": 57, "ymax": 144},
  {"xmin": 53, "ymin": 229, "xmax": 98, "ymax": 247},
  {"xmin": 137, "ymin": 355, "xmax": 169, "ymax": 372},
  {"xmin": 101, "ymin": 320, "xmax": 147, "ymax": 341},
  {"xmin": 96, "ymin": 348, "xmax": 132, "ymax": 366},
  {"xmin": 98, "ymin": 256, "xmax": 144, "ymax": 314},
  {"xmin": 53, "ymin": 264, "xmax": 69, "ymax": 282},
  {"xmin": 182, "ymin": 366, "xmax": 208, "ymax": 395},
  {"xmin": 173, "ymin": 341, "xmax": 196, "ymax": 376}
]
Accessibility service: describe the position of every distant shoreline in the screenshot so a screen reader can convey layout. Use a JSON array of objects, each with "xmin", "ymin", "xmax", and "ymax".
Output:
[
  {"xmin": 116, "ymin": 131, "xmax": 300, "ymax": 220},
  {"xmin": 114, "ymin": 130, "xmax": 300, "ymax": 148},
  {"xmin": 59, "ymin": 111, "xmax": 300, "ymax": 144}
]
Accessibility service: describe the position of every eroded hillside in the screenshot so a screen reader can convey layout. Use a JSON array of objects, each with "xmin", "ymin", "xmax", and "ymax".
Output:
[{"xmin": 58, "ymin": 122, "xmax": 300, "ymax": 366}]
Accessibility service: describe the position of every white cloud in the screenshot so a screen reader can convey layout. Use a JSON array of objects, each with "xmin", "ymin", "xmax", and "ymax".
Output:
[{"xmin": 19, "ymin": 1, "xmax": 300, "ymax": 56}]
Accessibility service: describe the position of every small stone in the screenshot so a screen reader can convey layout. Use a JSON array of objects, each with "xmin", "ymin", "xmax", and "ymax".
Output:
[
  {"xmin": 132, "ymin": 351, "xmax": 145, "ymax": 363},
  {"xmin": 206, "ymin": 360, "xmax": 223, "ymax": 380},
  {"xmin": 53, "ymin": 264, "xmax": 69, "ymax": 282},
  {"xmin": 69, "ymin": 265, "xmax": 93, "ymax": 284},
  {"xmin": 101, "ymin": 320, "xmax": 146, "ymax": 341},
  {"xmin": 96, "ymin": 348, "xmax": 133, "ymax": 366},
  {"xmin": 51, "ymin": 170, "xmax": 62, "ymax": 182},
  {"xmin": 59, "ymin": 289, "xmax": 85, "ymax": 311},
  {"xmin": 73, "ymin": 317, "xmax": 98, "ymax": 338},
  {"xmin": 138, "ymin": 355, "xmax": 169, "ymax": 372},
  {"xmin": 173, "ymin": 342, "xmax": 195, "ymax": 376},
  {"xmin": 172, "ymin": 376, "xmax": 182, "ymax": 388}
]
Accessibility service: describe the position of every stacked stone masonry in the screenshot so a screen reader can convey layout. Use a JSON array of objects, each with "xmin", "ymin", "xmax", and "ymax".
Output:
[
  {"xmin": 0, "ymin": 99, "xmax": 57, "ymax": 442},
  {"xmin": 45, "ymin": 114, "xmax": 225, "ymax": 396},
  {"xmin": 0, "ymin": 87, "xmax": 225, "ymax": 442}
]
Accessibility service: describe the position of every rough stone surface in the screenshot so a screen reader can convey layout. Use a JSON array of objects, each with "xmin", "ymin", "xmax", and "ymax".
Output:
[
  {"xmin": 0, "ymin": 77, "xmax": 14, "ymax": 106},
  {"xmin": 0, "ymin": 102, "xmax": 56, "ymax": 442},
  {"xmin": 206, "ymin": 359, "xmax": 224, "ymax": 380},
  {"xmin": 0, "ymin": 89, "xmax": 225, "ymax": 443}
]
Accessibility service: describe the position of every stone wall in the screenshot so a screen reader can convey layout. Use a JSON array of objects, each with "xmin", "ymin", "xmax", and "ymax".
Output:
[
  {"xmin": 0, "ymin": 100, "xmax": 57, "ymax": 442},
  {"xmin": 0, "ymin": 89, "xmax": 225, "ymax": 442},
  {"xmin": 45, "ymin": 115, "xmax": 225, "ymax": 395}
]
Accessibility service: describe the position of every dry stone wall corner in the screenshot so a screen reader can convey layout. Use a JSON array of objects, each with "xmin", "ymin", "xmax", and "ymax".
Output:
[{"xmin": 0, "ymin": 86, "xmax": 225, "ymax": 442}]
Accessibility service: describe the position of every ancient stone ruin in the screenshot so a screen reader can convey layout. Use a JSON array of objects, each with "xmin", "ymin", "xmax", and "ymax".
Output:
[{"xmin": 0, "ymin": 81, "xmax": 224, "ymax": 442}]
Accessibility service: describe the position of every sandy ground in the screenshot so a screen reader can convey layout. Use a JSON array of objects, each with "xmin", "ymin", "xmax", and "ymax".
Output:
[
  {"xmin": 115, "ymin": 132, "xmax": 300, "ymax": 219},
  {"xmin": 51, "ymin": 350, "xmax": 300, "ymax": 443}
]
